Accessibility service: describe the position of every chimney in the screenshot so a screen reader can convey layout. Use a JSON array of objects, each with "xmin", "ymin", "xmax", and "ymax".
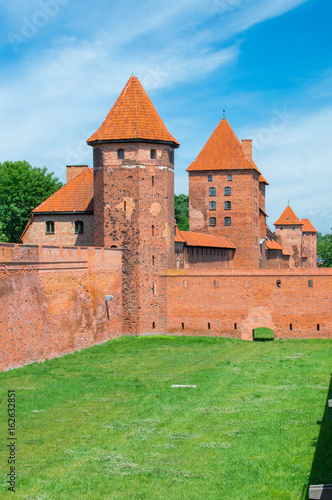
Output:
[
  {"xmin": 241, "ymin": 139, "xmax": 252, "ymax": 160},
  {"xmin": 66, "ymin": 165, "xmax": 89, "ymax": 184}
]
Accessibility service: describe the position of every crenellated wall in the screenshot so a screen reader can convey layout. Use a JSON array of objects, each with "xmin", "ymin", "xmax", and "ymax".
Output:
[{"xmin": 0, "ymin": 244, "xmax": 122, "ymax": 371}]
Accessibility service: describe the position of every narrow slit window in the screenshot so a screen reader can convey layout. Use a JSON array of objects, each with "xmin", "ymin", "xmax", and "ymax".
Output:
[
  {"xmin": 46, "ymin": 221, "xmax": 54, "ymax": 234},
  {"xmin": 152, "ymin": 284, "xmax": 156, "ymax": 296},
  {"xmin": 152, "ymin": 322, "xmax": 156, "ymax": 329},
  {"xmin": 317, "ymin": 324, "xmax": 320, "ymax": 331},
  {"xmin": 152, "ymin": 255, "xmax": 155, "ymax": 266},
  {"xmin": 169, "ymin": 150, "xmax": 174, "ymax": 163},
  {"xmin": 117, "ymin": 148, "xmax": 124, "ymax": 159},
  {"xmin": 290, "ymin": 323, "xmax": 293, "ymax": 331},
  {"xmin": 234, "ymin": 323, "xmax": 237, "ymax": 330},
  {"xmin": 152, "ymin": 225, "xmax": 155, "ymax": 236},
  {"xmin": 181, "ymin": 323, "xmax": 184, "ymax": 330},
  {"xmin": 208, "ymin": 323, "xmax": 211, "ymax": 330},
  {"xmin": 150, "ymin": 149, "xmax": 156, "ymax": 159},
  {"xmin": 152, "ymin": 175, "xmax": 155, "ymax": 186},
  {"xmin": 74, "ymin": 220, "xmax": 84, "ymax": 234},
  {"xmin": 123, "ymin": 201, "xmax": 127, "ymax": 212}
]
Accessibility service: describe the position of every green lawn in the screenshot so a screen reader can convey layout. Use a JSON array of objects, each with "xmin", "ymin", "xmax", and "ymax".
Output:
[{"xmin": 0, "ymin": 336, "xmax": 331, "ymax": 500}]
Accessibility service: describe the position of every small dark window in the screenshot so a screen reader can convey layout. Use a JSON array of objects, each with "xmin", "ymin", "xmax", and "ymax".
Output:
[
  {"xmin": 224, "ymin": 201, "xmax": 231, "ymax": 210},
  {"xmin": 224, "ymin": 186, "xmax": 231, "ymax": 196},
  {"xmin": 183, "ymin": 280, "xmax": 188, "ymax": 288},
  {"xmin": 228, "ymin": 174, "xmax": 232, "ymax": 181},
  {"xmin": 150, "ymin": 149, "xmax": 156, "ymax": 159},
  {"xmin": 317, "ymin": 324, "xmax": 320, "ymax": 331},
  {"xmin": 209, "ymin": 187, "xmax": 216, "ymax": 196},
  {"xmin": 214, "ymin": 280, "xmax": 218, "ymax": 288},
  {"xmin": 208, "ymin": 175, "xmax": 213, "ymax": 182},
  {"xmin": 46, "ymin": 221, "xmax": 54, "ymax": 234},
  {"xmin": 124, "ymin": 201, "xmax": 127, "ymax": 212},
  {"xmin": 152, "ymin": 322, "xmax": 155, "ymax": 329},
  {"xmin": 152, "ymin": 225, "xmax": 155, "ymax": 236},
  {"xmin": 290, "ymin": 323, "xmax": 293, "ymax": 331},
  {"xmin": 152, "ymin": 255, "xmax": 155, "ymax": 266},
  {"xmin": 75, "ymin": 220, "xmax": 84, "ymax": 234},
  {"xmin": 181, "ymin": 323, "xmax": 184, "ymax": 330},
  {"xmin": 209, "ymin": 217, "xmax": 216, "ymax": 226},
  {"xmin": 152, "ymin": 284, "xmax": 156, "ymax": 296},
  {"xmin": 276, "ymin": 280, "xmax": 281, "ymax": 287},
  {"xmin": 234, "ymin": 323, "xmax": 237, "ymax": 330},
  {"xmin": 208, "ymin": 323, "xmax": 211, "ymax": 330},
  {"xmin": 308, "ymin": 280, "xmax": 313, "ymax": 288},
  {"xmin": 117, "ymin": 148, "xmax": 124, "ymax": 159},
  {"xmin": 169, "ymin": 150, "xmax": 174, "ymax": 163},
  {"xmin": 209, "ymin": 201, "xmax": 216, "ymax": 210},
  {"xmin": 152, "ymin": 175, "xmax": 155, "ymax": 186},
  {"xmin": 224, "ymin": 217, "xmax": 231, "ymax": 226}
]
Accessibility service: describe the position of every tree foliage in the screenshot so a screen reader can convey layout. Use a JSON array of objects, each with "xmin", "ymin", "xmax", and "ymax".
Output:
[
  {"xmin": 317, "ymin": 232, "xmax": 332, "ymax": 267},
  {"xmin": 174, "ymin": 194, "xmax": 189, "ymax": 231},
  {"xmin": 0, "ymin": 161, "xmax": 63, "ymax": 243}
]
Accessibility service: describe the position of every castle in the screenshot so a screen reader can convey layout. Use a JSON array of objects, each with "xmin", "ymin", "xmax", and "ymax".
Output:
[{"xmin": 0, "ymin": 76, "xmax": 331, "ymax": 372}]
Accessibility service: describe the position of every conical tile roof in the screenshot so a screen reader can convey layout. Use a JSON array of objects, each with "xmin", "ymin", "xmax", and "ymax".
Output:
[
  {"xmin": 187, "ymin": 118, "xmax": 259, "ymax": 173},
  {"xmin": 87, "ymin": 75, "xmax": 179, "ymax": 147},
  {"xmin": 274, "ymin": 206, "xmax": 302, "ymax": 226}
]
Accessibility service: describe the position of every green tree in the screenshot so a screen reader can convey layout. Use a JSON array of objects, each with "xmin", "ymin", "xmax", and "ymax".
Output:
[
  {"xmin": 174, "ymin": 193, "xmax": 189, "ymax": 231},
  {"xmin": 317, "ymin": 232, "xmax": 332, "ymax": 267},
  {"xmin": 0, "ymin": 161, "xmax": 63, "ymax": 243}
]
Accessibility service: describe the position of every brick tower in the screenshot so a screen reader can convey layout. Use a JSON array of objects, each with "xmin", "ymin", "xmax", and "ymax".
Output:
[
  {"xmin": 187, "ymin": 118, "xmax": 263, "ymax": 268},
  {"xmin": 87, "ymin": 76, "xmax": 179, "ymax": 334},
  {"xmin": 274, "ymin": 206, "xmax": 303, "ymax": 268},
  {"xmin": 301, "ymin": 219, "xmax": 317, "ymax": 268}
]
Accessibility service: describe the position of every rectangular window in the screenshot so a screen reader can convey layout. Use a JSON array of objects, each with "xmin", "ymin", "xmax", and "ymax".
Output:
[
  {"xmin": 224, "ymin": 201, "xmax": 231, "ymax": 210},
  {"xmin": 228, "ymin": 174, "xmax": 232, "ymax": 181},
  {"xmin": 224, "ymin": 186, "xmax": 231, "ymax": 196},
  {"xmin": 209, "ymin": 217, "xmax": 216, "ymax": 226},
  {"xmin": 209, "ymin": 201, "xmax": 216, "ymax": 210},
  {"xmin": 46, "ymin": 221, "xmax": 54, "ymax": 234},
  {"xmin": 224, "ymin": 217, "xmax": 231, "ymax": 226},
  {"xmin": 209, "ymin": 187, "xmax": 216, "ymax": 196},
  {"xmin": 74, "ymin": 220, "xmax": 84, "ymax": 234},
  {"xmin": 208, "ymin": 175, "xmax": 213, "ymax": 182}
]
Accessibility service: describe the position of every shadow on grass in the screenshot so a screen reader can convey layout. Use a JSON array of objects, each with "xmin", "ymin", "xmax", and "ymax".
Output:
[{"xmin": 302, "ymin": 375, "xmax": 332, "ymax": 499}]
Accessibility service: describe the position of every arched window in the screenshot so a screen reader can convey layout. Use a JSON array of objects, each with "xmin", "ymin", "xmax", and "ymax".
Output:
[
  {"xmin": 209, "ymin": 201, "xmax": 216, "ymax": 210},
  {"xmin": 117, "ymin": 148, "xmax": 124, "ymax": 159},
  {"xmin": 46, "ymin": 221, "xmax": 54, "ymax": 234},
  {"xmin": 224, "ymin": 186, "xmax": 231, "ymax": 196},
  {"xmin": 74, "ymin": 221, "xmax": 84, "ymax": 234},
  {"xmin": 209, "ymin": 217, "xmax": 216, "ymax": 226},
  {"xmin": 224, "ymin": 201, "xmax": 231, "ymax": 210},
  {"xmin": 224, "ymin": 217, "xmax": 231, "ymax": 226},
  {"xmin": 150, "ymin": 149, "xmax": 156, "ymax": 159},
  {"xmin": 209, "ymin": 187, "xmax": 216, "ymax": 196}
]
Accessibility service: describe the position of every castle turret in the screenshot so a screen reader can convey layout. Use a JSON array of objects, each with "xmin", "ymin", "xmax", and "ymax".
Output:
[
  {"xmin": 87, "ymin": 75, "xmax": 179, "ymax": 334},
  {"xmin": 274, "ymin": 206, "xmax": 303, "ymax": 268},
  {"xmin": 186, "ymin": 118, "xmax": 262, "ymax": 268}
]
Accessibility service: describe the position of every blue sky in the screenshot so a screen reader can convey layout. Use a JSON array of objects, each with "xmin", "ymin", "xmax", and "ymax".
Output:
[{"xmin": 0, "ymin": 0, "xmax": 331, "ymax": 233}]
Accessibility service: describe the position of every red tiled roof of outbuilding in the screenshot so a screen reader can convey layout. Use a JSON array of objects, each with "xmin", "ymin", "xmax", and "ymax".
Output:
[
  {"xmin": 87, "ymin": 75, "xmax": 179, "ymax": 147},
  {"xmin": 274, "ymin": 206, "xmax": 303, "ymax": 226},
  {"xmin": 33, "ymin": 168, "xmax": 94, "ymax": 213},
  {"xmin": 300, "ymin": 218, "xmax": 318, "ymax": 233},
  {"xmin": 186, "ymin": 118, "xmax": 260, "ymax": 173},
  {"xmin": 178, "ymin": 230, "xmax": 236, "ymax": 249}
]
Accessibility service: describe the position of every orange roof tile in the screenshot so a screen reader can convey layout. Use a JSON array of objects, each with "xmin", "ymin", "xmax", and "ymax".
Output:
[
  {"xmin": 302, "ymin": 252, "xmax": 308, "ymax": 259},
  {"xmin": 265, "ymin": 238, "xmax": 284, "ymax": 251},
  {"xmin": 87, "ymin": 75, "xmax": 179, "ymax": 147},
  {"xmin": 282, "ymin": 248, "xmax": 291, "ymax": 256},
  {"xmin": 178, "ymin": 230, "xmax": 236, "ymax": 249},
  {"xmin": 175, "ymin": 224, "xmax": 186, "ymax": 243},
  {"xmin": 259, "ymin": 206, "xmax": 269, "ymax": 217},
  {"xmin": 274, "ymin": 206, "xmax": 303, "ymax": 226},
  {"xmin": 300, "ymin": 218, "xmax": 318, "ymax": 233},
  {"xmin": 33, "ymin": 168, "xmax": 94, "ymax": 213},
  {"xmin": 259, "ymin": 174, "xmax": 269, "ymax": 185},
  {"xmin": 187, "ymin": 118, "xmax": 259, "ymax": 173}
]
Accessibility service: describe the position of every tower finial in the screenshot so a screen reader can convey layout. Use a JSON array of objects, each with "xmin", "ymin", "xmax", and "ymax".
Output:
[
  {"xmin": 223, "ymin": 109, "xmax": 226, "ymax": 119},
  {"xmin": 288, "ymin": 199, "xmax": 290, "ymax": 206}
]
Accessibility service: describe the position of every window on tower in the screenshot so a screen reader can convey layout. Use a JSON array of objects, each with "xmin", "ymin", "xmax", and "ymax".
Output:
[
  {"xmin": 118, "ymin": 148, "xmax": 124, "ymax": 159},
  {"xmin": 228, "ymin": 174, "xmax": 232, "ymax": 181},
  {"xmin": 208, "ymin": 175, "xmax": 213, "ymax": 182},
  {"xmin": 224, "ymin": 217, "xmax": 231, "ymax": 226},
  {"xmin": 209, "ymin": 217, "xmax": 216, "ymax": 226},
  {"xmin": 209, "ymin": 201, "xmax": 216, "ymax": 210},
  {"xmin": 150, "ymin": 149, "xmax": 156, "ymax": 159},
  {"xmin": 224, "ymin": 186, "xmax": 231, "ymax": 196},
  {"xmin": 46, "ymin": 221, "xmax": 54, "ymax": 234},
  {"xmin": 74, "ymin": 221, "xmax": 84, "ymax": 234},
  {"xmin": 224, "ymin": 201, "xmax": 231, "ymax": 210},
  {"xmin": 209, "ymin": 187, "xmax": 216, "ymax": 196}
]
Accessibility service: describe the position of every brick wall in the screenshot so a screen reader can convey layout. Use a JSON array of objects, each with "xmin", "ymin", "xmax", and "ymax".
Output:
[
  {"xmin": 159, "ymin": 268, "xmax": 332, "ymax": 341},
  {"xmin": 0, "ymin": 244, "xmax": 122, "ymax": 371},
  {"xmin": 189, "ymin": 170, "xmax": 261, "ymax": 268},
  {"xmin": 302, "ymin": 232, "xmax": 317, "ymax": 268},
  {"xmin": 21, "ymin": 213, "xmax": 94, "ymax": 247}
]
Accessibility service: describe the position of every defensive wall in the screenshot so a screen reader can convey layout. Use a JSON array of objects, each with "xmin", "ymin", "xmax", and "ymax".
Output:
[
  {"xmin": 159, "ymin": 268, "xmax": 332, "ymax": 340},
  {"xmin": 0, "ymin": 243, "xmax": 122, "ymax": 371}
]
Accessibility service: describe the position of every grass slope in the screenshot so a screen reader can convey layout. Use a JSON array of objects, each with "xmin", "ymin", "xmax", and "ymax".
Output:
[{"xmin": 0, "ymin": 336, "xmax": 331, "ymax": 500}]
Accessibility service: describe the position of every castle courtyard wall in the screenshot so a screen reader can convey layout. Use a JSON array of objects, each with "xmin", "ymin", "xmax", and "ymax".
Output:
[
  {"xmin": 159, "ymin": 268, "xmax": 332, "ymax": 341},
  {"xmin": 0, "ymin": 244, "xmax": 122, "ymax": 371}
]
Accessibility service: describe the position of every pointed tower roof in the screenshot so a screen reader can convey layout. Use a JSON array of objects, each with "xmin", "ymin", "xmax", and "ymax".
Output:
[
  {"xmin": 274, "ymin": 206, "xmax": 303, "ymax": 226},
  {"xmin": 186, "ymin": 118, "xmax": 259, "ymax": 173},
  {"xmin": 87, "ymin": 75, "xmax": 179, "ymax": 147},
  {"xmin": 300, "ymin": 218, "xmax": 318, "ymax": 233}
]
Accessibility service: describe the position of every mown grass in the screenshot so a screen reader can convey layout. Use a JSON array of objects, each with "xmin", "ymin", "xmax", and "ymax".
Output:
[{"xmin": 0, "ymin": 336, "xmax": 331, "ymax": 500}]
